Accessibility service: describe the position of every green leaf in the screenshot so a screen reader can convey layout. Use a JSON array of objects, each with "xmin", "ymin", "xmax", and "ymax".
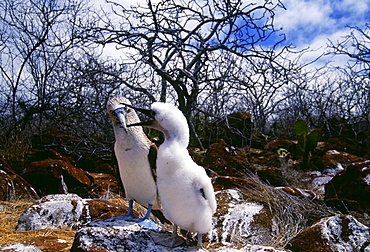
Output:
[
  {"xmin": 294, "ymin": 119, "xmax": 309, "ymax": 135},
  {"xmin": 297, "ymin": 132, "xmax": 307, "ymax": 153},
  {"xmin": 306, "ymin": 129, "xmax": 320, "ymax": 151}
]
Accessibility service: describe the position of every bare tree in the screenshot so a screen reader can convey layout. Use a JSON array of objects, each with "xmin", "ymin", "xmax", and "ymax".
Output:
[
  {"xmin": 328, "ymin": 24, "xmax": 369, "ymax": 123},
  {"xmin": 328, "ymin": 24, "xmax": 370, "ymax": 69},
  {"xmin": 326, "ymin": 25, "xmax": 369, "ymax": 149},
  {"xmin": 90, "ymin": 0, "xmax": 289, "ymax": 146},
  {"xmin": 0, "ymin": 0, "xmax": 95, "ymax": 131}
]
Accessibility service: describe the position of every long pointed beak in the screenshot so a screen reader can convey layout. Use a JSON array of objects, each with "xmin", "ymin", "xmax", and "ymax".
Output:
[
  {"xmin": 128, "ymin": 120, "xmax": 156, "ymax": 128},
  {"xmin": 121, "ymin": 103, "xmax": 157, "ymax": 128},
  {"xmin": 113, "ymin": 107, "xmax": 128, "ymax": 133},
  {"xmin": 121, "ymin": 103, "xmax": 155, "ymax": 119}
]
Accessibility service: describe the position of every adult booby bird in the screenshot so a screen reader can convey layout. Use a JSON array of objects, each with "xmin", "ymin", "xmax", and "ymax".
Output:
[
  {"xmin": 106, "ymin": 97, "xmax": 160, "ymax": 230},
  {"xmin": 128, "ymin": 102, "xmax": 217, "ymax": 247}
]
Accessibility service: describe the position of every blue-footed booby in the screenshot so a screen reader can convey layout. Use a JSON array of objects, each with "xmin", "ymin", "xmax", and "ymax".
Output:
[
  {"xmin": 106, "ymin": 97, "xmax": 160, "ymax": 231},
  {"xmin": 128, "ymin": 102, "xmax": 217, "ymax": 247}
]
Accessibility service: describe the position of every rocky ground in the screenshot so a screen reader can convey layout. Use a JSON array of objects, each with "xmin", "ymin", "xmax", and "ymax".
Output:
[{"xmin": 0, "ymin": 129, "xmax": 369, "ymax": 251}]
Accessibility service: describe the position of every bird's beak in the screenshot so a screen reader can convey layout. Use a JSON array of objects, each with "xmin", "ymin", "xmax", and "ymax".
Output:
[
  {"xmin": 113, "ymin": 107, "xmax": 128, "ymax": 133},
  {"xmin": 128, "ymin": 120, "xmax": 156, "ymax": 128},
  {"xmin": 122, "ymin": 103, "xmax": 155, "ymax": 118},
  {"xmin": 121, "ymin": 103, "xmax": 156, "ymax": 128}
]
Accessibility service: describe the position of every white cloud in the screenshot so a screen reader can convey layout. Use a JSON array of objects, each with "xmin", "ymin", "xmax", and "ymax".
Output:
[
  {"xmin": 290, "ymin": 28, "xmax": 353, "ymax": 70},
  {"xmin": 274, "ymin": 0, "xmax": 332, "ymax": 32},
  {"xmin": 274, "ymin": 0, "xmax": 369, "ymax": 46}
]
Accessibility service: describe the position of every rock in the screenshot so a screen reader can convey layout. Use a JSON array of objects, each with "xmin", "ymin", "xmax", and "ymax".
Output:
[
  {"xmin": 209, "ymin": 189, "xmax": 273, "ymax": 245},
  {"xmin": 325, "ymin": 160, "xmax": 370, "ymax": 213},
  {"xmin": 86, "ymin": 197, "xmax": 135, "ymax": 221},
  {"xmin": 94, "ymin": 163, "xmax": 115, "ymax": 174},
  {"xmin": 204, "ymin": 142, "xmax": 250, "ymax": 177},
  {"xmin": 314, "ymin": 150, "xmax": 366, "ymax": 173},
  {"xmin": 21, "ymin": 159, "xmax": 92, "ymax": 196},
  {"xmin": 16, "ymin": 194, "xmax": 91, "ymax": 231},
  {"xmin": 312, "ymin": 136, "xmax": 367, "ymax": 158},
  {"xmin": 0, "ymin": 158, "xmax": 39, "ymax": 201},
  {"xmin": 25, "ymin": 148, "xmax": 73, "ymax": 165},
  {"xmin": 71, "ymin": 218, "xmax": 289, "ymax": 252},
  {"xmin": 75, "ymin": 157, "xmax": 115, "ymax": 174},
  {"xmin": 11, "ymin": 190, "xmax": 285, "ymax": 251},
  {"xmin": 16, "ymin": 193, "xmax": 150, "ymax": 232},
  {"xmin": 71, "ymin": 219, "xmax": 189, "ymax": 252},
  {"xmin": 22, "ymin": 147, "xmax": 121, "ymax": 198},
  {"xmin": 65, "ymin": 188, "xmax": 285, "ymax": 251},
  {"xmin": 285, "ymin": 214, "xmax": 370, "ymax": 252},
  {"xmin": 326, "ymin": 137, "xmax": 368, "ymax": 157},
  {"xmin": 210, "ymin": 244, "xmax": 291, "ymax": 251},
  {"xmin": 309, "ymin": 174, "xmax": 335, "ymax": 197},
  {"xmin": 87, "ymin": 172, "xmax": 122, "ymax": 198}
]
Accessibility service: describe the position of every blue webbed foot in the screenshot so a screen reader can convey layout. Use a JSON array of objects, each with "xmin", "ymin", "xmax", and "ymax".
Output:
[
  {"xmin": 105, "ymin": 213, "xmax": 138, "ymax": 222},
  {"xmin": 105, "ymin": 200, "xmax": 158, "ymax": 231},
  {"xmin": 105, "ymin": 199, "xmax": 138, "ymax": 222},
  {"xmin": 135, "ymin": 218, "xmax": 159, "ymax": 231}
]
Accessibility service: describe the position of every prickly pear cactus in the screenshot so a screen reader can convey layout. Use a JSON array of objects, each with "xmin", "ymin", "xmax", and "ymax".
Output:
[{"xmin": 294, "ymin": 119, "xmax": 320, "ymax": 169}]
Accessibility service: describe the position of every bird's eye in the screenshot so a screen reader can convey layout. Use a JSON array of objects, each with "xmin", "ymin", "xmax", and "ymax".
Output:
[
  {"xmin": 150, "ymin": 110, "xmax": 156, "ymax": 117},
  {"xmin": 200, "ymin": 188, "xmax": 206, "ymax": 199}
]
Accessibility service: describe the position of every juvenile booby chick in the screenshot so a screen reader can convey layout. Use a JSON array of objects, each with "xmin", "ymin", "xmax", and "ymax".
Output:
[
  {"xmin": 128, "ymin": 102, "xmax": 217, "ymax": 247},
  {"xmin": 107, "ymin": 97, "xmax": 160, "ymax": 230}
]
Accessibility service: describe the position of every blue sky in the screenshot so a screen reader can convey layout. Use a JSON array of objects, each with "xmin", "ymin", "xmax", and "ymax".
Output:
[{"xmin": 272, "ymin": 0, "xmax": 369, "ymax": 65}]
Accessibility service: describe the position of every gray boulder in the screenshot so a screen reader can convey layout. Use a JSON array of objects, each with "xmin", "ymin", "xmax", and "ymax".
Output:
[
  {"xmin": 71, "ymin": 218, "xmax": 291, "ymax": 252},
  {"xmin": 209, "ymin": 189, "xmax": 272, "ymax": 245},
  {"xmin": 71, "ymin": 219, "xmax": 188, "ymax": 252},
  {"xmin": 16, "ymin": 194, "xmax": 90, "ymax": 231}
]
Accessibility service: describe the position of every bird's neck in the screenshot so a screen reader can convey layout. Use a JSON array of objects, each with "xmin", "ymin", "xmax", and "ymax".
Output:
[
  {"xmin": 113, "ymin": 125, "xmax": 149, "ymax": 148},
  {"xmin": 162, "ymin": 128, "xmax": 189, "ymax": 148}
]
